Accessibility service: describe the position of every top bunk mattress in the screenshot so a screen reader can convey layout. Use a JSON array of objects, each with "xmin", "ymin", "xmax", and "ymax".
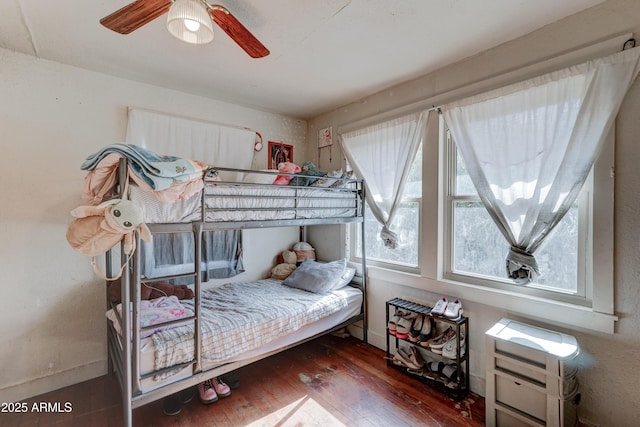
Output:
[{"xmin": 130, "ymin": 181, "xmax": 361, "ymax": 224}]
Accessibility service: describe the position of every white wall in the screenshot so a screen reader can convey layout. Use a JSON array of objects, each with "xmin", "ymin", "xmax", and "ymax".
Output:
[
  {"xmin": 0, "ymin": 47, "xmax": 305, "ymax": 402},
  {"xmin": 308, "ymin": 1, "xmax": 640, "ymax": 426}
]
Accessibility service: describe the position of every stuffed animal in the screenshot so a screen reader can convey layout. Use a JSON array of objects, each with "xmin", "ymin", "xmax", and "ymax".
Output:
[
  {"xmin": 67, "ymin": 198, "xmax": 152, "ymax": 257},
  {"xmin": 273, "ymin": 162, "xmax": 301, "ymax": 185},
  {"xmin": 268, "ymin": 263, "xmax": 297, "ymax": 280},
  {"xmin": 277, "ymin": 249, "xmax": 297, "ymax": 264},
  {"xmin": 107, "ymin": 278, "xmax": 194, "ymax": 303},
  {"xmin": 268, "ymin": 250, "xmax": 298, "ymax": 280},
  {"xmin": 289, "ymin": 161, "xmax": 326, "ymax": 186}
]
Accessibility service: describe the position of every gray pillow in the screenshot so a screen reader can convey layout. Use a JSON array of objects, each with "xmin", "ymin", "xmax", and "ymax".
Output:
[{"xmin": 283, "ymin": 259, "xmax": 346, "ymax": 294}]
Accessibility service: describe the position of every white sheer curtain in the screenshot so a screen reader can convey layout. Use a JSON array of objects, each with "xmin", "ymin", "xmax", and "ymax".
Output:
[
  {"xmin": 126, "ymin": 108, "xmax": 254, "ymax": 281},
  {"xmin": 442, "ymin": 47, "xmax": 640, "ymax": 283},
  {"xmin": 340, "ymin": 111, "xmax": 428, "ymax": 249},
  {"xmin": 126, "ymin": 108, "xmax": 256, "ymax": 180}
]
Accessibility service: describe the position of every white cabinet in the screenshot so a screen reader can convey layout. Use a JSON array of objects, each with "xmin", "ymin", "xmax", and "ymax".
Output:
[{"xmin": 485, "ymin": 318, "xmax": 580, "ymax": 427}]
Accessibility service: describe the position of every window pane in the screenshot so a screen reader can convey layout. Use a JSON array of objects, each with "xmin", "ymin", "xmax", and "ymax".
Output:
[
  {"xmin": 455, "ymin": 147, "xmax": 476, "ymax": 195},
  {"xmin": 357, "ymin": 202, "xmax": 419, "ymax": 266},
  {"xmin": 452, "ymin": 201, "xmax": 578, "ymax": 292},
  {"xmin": 404, "ymin": 143, "xmax": 422, "ymax": 198}
]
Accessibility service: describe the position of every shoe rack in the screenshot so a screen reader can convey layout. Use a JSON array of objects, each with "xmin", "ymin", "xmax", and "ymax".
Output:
[{"xmin": 386, "ymin": 297, "xmax": 469, "ymax": 401}]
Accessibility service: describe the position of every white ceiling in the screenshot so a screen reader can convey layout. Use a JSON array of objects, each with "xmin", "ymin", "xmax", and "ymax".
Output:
[{"xmin": 0, "ymin": 0, "xmax": 605, "ymax": 119}]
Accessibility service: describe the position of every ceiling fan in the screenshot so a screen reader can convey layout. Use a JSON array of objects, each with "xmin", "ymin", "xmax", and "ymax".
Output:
[{"xmin": 100, "ymin": 0, "xmax": 269, "ymax": 58}]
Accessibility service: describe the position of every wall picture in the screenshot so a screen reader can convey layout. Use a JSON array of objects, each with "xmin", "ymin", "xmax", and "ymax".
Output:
[
  {"xmin": 268, "ymin": 141, "xmax": 294, "ymax": 169},
  {"xmin": 318, "ymin": 126, "xmax": 333, "ymax": 148}
]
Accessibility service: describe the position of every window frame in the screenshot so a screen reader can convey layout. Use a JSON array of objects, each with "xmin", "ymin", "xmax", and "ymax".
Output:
[{"xmin": 441, "ymin": 120, "xmax": 593, "ymax": 306}]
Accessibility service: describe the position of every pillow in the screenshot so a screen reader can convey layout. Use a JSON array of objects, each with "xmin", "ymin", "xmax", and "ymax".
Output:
[
  {"xmin": 329, "ymin": 170, "xmax": 354, "ymax": 188},
  {"xmin": 310, "ymin": 169, "xmax": 343, "ymax": 188},
  {"xmin": 332, "ymin": 266, "xmax": 357, "ymax": 290},
  {"xmin": 243, "ymin": 170, "xmax": 278, "ymax": 185},
  {"xmin": 283, "ymin": 259, "xmax": 346, "ymax": 294}
]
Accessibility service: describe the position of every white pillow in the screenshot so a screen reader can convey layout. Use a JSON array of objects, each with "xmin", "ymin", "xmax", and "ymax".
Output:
[
  {"xmin": 283, "ymin": 259, "xmax": 346, "ymax": 294},
  {"xmin": 243, "ymin": 169, "xmax": 278, "ymax": 185},
  {"xmin": 331, "ymin": 266, "xmax": 357, "ymax": 290}
]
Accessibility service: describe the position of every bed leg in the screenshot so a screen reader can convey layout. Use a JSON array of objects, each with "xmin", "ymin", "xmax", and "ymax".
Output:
[{"xmin": 122, "ymin": 398, "xmax": 132, "ymax": 427}]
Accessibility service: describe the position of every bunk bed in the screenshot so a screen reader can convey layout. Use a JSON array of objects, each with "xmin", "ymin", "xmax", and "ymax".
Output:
[{"xmin": 102, "ymin": 158, "xmax": 367, "ymax": 427}]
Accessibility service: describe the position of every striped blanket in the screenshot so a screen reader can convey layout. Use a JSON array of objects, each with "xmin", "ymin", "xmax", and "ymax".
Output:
[{"xmin": 150, "ymin": 279, "xmax": 350, "ymax": 375}]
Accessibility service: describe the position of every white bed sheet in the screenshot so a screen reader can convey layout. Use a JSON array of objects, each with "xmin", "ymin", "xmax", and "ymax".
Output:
[{"xmin": 136, "ymin": 285, "xmax": 363, "ymax": 392}]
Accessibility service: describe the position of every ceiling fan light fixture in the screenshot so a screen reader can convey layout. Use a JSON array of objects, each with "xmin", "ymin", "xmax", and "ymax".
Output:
[{"xmin": 166, "ymin": 0, "xmax": 214, "ymax": 45}]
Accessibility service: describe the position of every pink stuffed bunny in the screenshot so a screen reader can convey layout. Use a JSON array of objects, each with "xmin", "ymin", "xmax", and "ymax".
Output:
[{"xmin": 273, "ymin": 162, "xmax": 301, "ymax": 185}]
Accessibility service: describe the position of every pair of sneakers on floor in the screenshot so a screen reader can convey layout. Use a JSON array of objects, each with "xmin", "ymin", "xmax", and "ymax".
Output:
[
  {"xmin": 198, "ymin": 377, "xmax": 232, "ymax": 404},
  {"xmin": 163, "ymin": 376, "xmax": 233, "ymax": 416}
]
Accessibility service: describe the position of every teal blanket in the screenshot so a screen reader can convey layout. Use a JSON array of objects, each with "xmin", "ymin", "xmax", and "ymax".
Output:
[{"xmin": 81, "ymin": 144, "xmax": 206, "ymax": 191}]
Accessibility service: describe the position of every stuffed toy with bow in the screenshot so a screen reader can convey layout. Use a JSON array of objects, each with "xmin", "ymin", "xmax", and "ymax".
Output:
[
  {"xmin": 273, "ymin": 162, "xmax": 301, "ymax": 185},
  {"xmin": 67, "ymin": 199, "xmax": 151, "ymax": 281}
]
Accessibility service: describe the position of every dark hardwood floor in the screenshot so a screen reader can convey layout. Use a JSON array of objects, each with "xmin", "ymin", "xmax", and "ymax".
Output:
[{"xmin": 1, "ymin": 334, "xmax": 485, "ymax": 426}]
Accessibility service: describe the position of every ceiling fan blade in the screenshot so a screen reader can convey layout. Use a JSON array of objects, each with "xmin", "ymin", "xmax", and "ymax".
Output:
[
  {"xmin": 211, "ymin": 6, "xmax": 270, "ymax": 58},
  {"xmin": 100, "ymin": 0, "xmax": 171, "ymax": 35}
]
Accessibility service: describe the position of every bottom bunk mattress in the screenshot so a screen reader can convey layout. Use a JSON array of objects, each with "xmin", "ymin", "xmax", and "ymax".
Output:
[{"xmin": 135, "ymin": 278, "xmax": 363, "ymax": 391}]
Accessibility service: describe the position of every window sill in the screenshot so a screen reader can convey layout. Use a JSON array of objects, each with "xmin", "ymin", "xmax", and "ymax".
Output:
[{"xmin": 367, "ymin": 266, "xmax": 617, "ymax": 334}]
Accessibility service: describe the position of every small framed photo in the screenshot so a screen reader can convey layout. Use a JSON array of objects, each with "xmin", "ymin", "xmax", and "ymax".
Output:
[
  {"xmin": 268, "ymin": 141, "xmax": 294, "ymax": 169},
  {"xmin": 318, "ymin": 126, "xmax": 333, "ymax": 148}
]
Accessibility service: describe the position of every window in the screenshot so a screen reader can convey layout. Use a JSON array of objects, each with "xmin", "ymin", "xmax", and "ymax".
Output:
[
  {"xmin": 442, "ymin": 123, "xmax": 591, "ymax": 304},
  {"xmin": 343, "ymin": 38, "xmax": 625, "ymax": 333},
  {"xmin": 352, "ymin": 143, "xmax": 422, "ymax": 271}
]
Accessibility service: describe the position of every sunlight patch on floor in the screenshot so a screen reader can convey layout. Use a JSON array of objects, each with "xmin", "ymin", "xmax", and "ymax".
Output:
[{"xmin": 246, "ymin": 395, "xmax": 346, "ymax": 426}]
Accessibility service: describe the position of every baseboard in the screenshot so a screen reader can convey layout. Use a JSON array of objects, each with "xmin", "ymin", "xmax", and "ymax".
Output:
[{"xmin": 0, "ymin": 360, "xmax": 106, "ymax": 403}]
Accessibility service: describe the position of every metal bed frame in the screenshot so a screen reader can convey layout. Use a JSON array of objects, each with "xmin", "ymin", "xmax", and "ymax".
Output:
[{"xmin": 105, "ymin": 161, "xmax": 368, "ymax": 427}]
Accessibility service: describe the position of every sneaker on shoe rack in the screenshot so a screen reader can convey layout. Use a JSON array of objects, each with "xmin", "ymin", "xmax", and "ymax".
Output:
[
  {"xmin": 388, "ymin": 309, "xmax": 405, "ymax": 336},
  {"xmin": 408, "ymin": 314, "xmax": 425, "ymax": 342},
  {"xmin": 392, "ymin": 346, "xmax": 424, "ymax": 370},
  {"xmin": 198, "ymin": 379, "xmax": 219, "ymax": 404},
  {"xmin": 431, "ymin": 297, "xmax": 448, "ymax": 316},
  {"xmin": 416, "ymin": 317, "xmax": 433, "ymax": 347},
  {"xmin": 443, "ymin": 299, "xmax": 463, "ymax": 320},
  {"xmin": 211, "ymin": 377, "xmax": 231, "ymax": 398},
  {"xmin": 395, "ymin": 312, "xmax": 417, "ymax": 339},
  {"xmin": 441, "ymin": 334, "xmax": 466, "ymax": 359},
  {"xmin": 429, "ymin": 327, "xmax": 456, "ymax": 353}
]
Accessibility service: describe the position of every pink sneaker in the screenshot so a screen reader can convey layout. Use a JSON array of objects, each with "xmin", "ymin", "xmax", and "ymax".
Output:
[
  {"xmin": 211, "ymin": 377, "xmax": 231, "ymax": 398},
  {"xmin": 198, "ymin": 379, "xmax": 218, "ymax": 404}
]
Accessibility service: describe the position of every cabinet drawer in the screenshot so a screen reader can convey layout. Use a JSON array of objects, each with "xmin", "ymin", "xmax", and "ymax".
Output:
[
  {"xmin": 495, "ymin": 374, "xmax": 546, "ymax": 421},
  {"xmin": 495, "ymin": 355, "xmax": 547, "ymax": 384},
  {"xmin": 495, "ymin": 408, "xmax": 543, "ymax": 427}
]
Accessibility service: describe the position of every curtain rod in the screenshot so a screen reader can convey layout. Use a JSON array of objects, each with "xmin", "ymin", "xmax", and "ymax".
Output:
[
  {"xmin": 336, "ymin": 33, "xmax": 631, "ymax": 136},
  {"xmin": 126, "ymin": 106, "xmax": 260, "ymax": 136}
]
